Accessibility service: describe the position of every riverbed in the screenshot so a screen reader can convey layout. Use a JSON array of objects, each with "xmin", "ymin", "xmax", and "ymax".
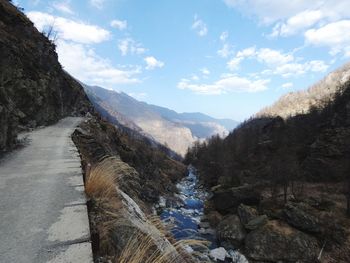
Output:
[{"xmin": 158, "ymin": 166, "xmax": 248, "ymax": 262}]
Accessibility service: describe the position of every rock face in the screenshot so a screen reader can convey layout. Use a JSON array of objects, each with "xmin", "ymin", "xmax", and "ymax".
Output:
[
  {"xmin": 245, "ymin": 220, "xmax": 319, "ymax": 262},
  {"xmin": 217, "ymin": 215, "xmax": 246, "ymax": 248},
  {"xmin": 0, "ymin": 1, "xmax": 92, "ymax": 152},
  {"xmin": 212, "ymin": 185, "xmax": 261, "ymax": 214}
]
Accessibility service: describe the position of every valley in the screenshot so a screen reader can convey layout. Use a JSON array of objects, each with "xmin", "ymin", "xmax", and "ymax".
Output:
[
  {"xmin": 83, "ymin": 84, "xmax": 237, "ymax": 156},
  {"xmin": 1, "ymin": 0, "xmax": 350, "ymax": 263}
]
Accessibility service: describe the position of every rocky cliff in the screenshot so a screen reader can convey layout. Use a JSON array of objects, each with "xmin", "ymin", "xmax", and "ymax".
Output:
[{"xmin": 0, "ymin": 0, "xmax": 92, "ymax": 152}]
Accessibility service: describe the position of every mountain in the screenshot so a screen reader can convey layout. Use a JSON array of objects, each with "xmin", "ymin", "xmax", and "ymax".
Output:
[
  {"xmin": 185, "ymin": 62, "xmax": 350, "ymax": 262},
  {"xmin": 256, "ymin": 63, "xmax": 350, "ymax": 119},
  {"xmin": 0, "ymin": 0, "xmax": 92, "ymax": 152},
  {"xmin": 82, "ymin": 84, "xmax": 238, "ymax": 155},
  {"xmin": 148, "ymin": 104, "xmax": 238, "ymax": 138}
]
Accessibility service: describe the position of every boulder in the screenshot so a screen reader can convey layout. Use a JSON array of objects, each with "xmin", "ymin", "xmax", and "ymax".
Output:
[
  {"xmin": 245, "ymin": 220, "xmax": 319, "ymax": 262},
  {"xmin": 245, "ymin": 215, "xmax": 268, "ymax": 231},
  {"xmin": 217, "ymin": 215, "xmax": 246, "ymax": 248},
  {"xmin": 209, "ymin": 247, "xmax": 227, "ymax": 261},
  {"xmin": 212, "ymin": 185, "xmax": 261, "ymax": 214},
  {"xmin": 237, "ymin": 204, "xmax": 258, "ymax": 225},
  {"xmin": 283, "ymin": 202, "xmax": 321, "ymax": 233}
]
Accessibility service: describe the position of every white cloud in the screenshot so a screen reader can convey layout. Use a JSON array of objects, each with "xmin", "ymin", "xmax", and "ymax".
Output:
[
  {"xmin": 282, "ymin": 82, "xmax": 293, "ymax": 89},
  {"xmin": 110, "ymin": 19, "xmax": 127, "ymax": 30},
  {"xmin": 236, "ymin": 46, "xmax": 256, "ymax": 58},
  {"xmin": 223, "ymin": 0, "xmax": 350, "ymax": 58},
  {"xmin": 256, "ymin": 48, "xmax": 294, "ymax": 66},
  {"xmin": 305, "ymin": 20, "xmax": 350, "ymax": 57},
  {"xmin": 217, "ymin": 31, "xmax": 233, "ymax": 58},
  {"xmin": 217, "ymin": 43, "xmax": 233, "ymax": 58},
  {"xmin": 90, "ymin": 0, "xmax": 105, "ymax": 9},
  {"xmin": 192, "ymin": 15, "xmax": 208, "ymax": 36},
  {"xmin": 220, "ymin": 31, "xmax": 229, "ymax": 41},
  {"xmin": 52, "ymin": 1, "xmax": 74, "ymax": 14},
  {"xmin": 274, "ymin": 60, "xmax": 328, "ymax": 77},
  {"xmin": 118, "ymin": 38, "xmax": 146, "ymax": 56},
  {"xmin": 27, "ymin": 11, "xmax": 110, "ymax": 44},
  {"xmin": 307, "ymin": 60, "xmax": 329, "ymax": 72},
  {"xmin": 191, "ymin": 75, "xmax": 200, "ymax": 81},
  {"xmin": 178, "ymin": 75, "xmax": 269, "ymax": 95},
  {"xmin": 57, "ymin": 40, "xmax": 141, "ymax": 87},
  {"xmin": 270, "ymin": 10, "xmax": 324, "ymax": 37},
  {"xmin": 144, "ymin": 56, "xmax": 164, "ymax": 70},
  {"xmin": 223, "ymin": 0, "xmax": 329, "ymax": 25},
  {"xmin": 230, "ymin": 46, "xmax": 328, "ymax": 77},
  {"xmin": 200, "ymin": 68, "xmax": 210, "ymax": 75},
  {"xmin": 227, "ymin": 57, "xmax": 243, "ymax": 71}
]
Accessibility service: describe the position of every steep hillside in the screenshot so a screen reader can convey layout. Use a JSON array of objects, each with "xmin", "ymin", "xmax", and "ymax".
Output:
[
  {"xmin": 186, "ymin": 63, "xmax": 350, "ymax": 262},
  {"xmin": 257, "ymin": 63, "xmax": 350, "ymax": 119},
  {"xmin": 84, "ymin": 85, "xmax": 182, "ymax": 160},
  {"xmin": 83, "ymin": 84, "xmax": 237, "ymax": 155},
  {"xmin": 0, "ymin": 0, "xmax": 92, "ymax": 152},
  {"xmin": 83, "ymin": 84, "xmax": 194, "ymax": 155}
]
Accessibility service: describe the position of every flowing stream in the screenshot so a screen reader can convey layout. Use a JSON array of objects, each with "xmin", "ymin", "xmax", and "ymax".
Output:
[{"xmin": 158, "ymin": 166, "xmax": 248, "ymax": 262}]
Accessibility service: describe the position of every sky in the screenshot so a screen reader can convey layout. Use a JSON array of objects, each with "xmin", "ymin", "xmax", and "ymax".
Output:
[{"xmin": 14, "ymin": 0, "xmax": 350, "ymax": 121}]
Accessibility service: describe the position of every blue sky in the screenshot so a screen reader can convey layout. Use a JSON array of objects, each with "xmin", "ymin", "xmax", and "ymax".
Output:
[{"xmin": 16, "ymin": 0, "xmax": 350, "ymax": 121}]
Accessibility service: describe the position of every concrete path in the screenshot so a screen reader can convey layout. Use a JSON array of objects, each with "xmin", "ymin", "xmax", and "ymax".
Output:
[{"xmin": 0, "ymin": 117, "xmax": 93, "ymax": 263}]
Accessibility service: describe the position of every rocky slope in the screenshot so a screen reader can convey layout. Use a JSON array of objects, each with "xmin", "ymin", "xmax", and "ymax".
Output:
[
  {"xmin": 0, "ymin": 0, "xmax": 92, "ymax": 153},
  {"xmin": 187, "ymin": 63, "xmax": 350, "ymax": 262},
  {"xmin": 83, "ymin": 84, "xmax": 237, "ymax": 156}
]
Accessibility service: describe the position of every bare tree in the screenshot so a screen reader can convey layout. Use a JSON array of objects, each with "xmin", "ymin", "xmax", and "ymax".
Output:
[{"xmin": 42, "ymin": 20, "xmax": 59, "ymax": 44}]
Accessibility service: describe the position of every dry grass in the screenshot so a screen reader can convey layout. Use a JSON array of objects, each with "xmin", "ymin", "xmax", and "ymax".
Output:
[
  {"xmin": 85, "ymin": 156, "xmax": 120, "ymax": 200},
  {"xmin": 117, "ymin": 229, "xmax": 210, "ymax": 263},
  {"xmin": 85, "ymin": 156, "xmax": 210, "ymax": 263}
]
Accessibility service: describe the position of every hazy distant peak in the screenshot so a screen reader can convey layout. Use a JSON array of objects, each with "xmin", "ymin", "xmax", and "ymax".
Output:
[{"xmin": 82, "ymin": 83, "xmax": 238, "ymax": 155}]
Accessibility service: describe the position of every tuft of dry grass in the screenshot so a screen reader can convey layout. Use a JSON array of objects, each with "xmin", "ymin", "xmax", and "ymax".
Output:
[
  {"xmin": 117, "ymin": 229, "xmax": 210, "ymax": 263},
  {"xmin": 85, "ymin": 156, "xmax": 120, "ymax": 200}
]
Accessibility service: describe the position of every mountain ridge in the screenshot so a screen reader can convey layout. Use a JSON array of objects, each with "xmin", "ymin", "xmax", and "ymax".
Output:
[{"xmin": 82, "ymin": 83, "xmax": 238, "ymax": 155}]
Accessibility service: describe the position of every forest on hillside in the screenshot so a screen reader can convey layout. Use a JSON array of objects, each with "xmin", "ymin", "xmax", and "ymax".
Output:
[{"xmin": 185, "ymin": 65, "xmax": 350, "ymax": 211}]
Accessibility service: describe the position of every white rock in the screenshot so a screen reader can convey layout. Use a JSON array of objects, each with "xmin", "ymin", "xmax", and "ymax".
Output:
[
  {"xmin": 210, "ymin": 247, "xmax": 227, "ymax": 261},
  {"xmin": 183, "ymin": 245, "xmax": 194, "ymax": 254},
  {"xmin": 159, "ymin": 196, "xmax": 166, "ymax": 208},
  {"xmin": 227, "ymin": 249, "xmax": 249, "ymax": 263}
]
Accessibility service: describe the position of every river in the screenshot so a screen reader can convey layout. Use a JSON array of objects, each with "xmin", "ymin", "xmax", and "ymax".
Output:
[{"xmin": 158, "ymin": 166, "xmax": 248, "ymax": 262}]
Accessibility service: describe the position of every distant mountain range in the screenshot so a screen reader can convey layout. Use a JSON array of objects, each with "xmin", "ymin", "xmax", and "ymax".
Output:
[{"xmin": 82, "ymin": 84, "xmax": 238, "ymax": 155}]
